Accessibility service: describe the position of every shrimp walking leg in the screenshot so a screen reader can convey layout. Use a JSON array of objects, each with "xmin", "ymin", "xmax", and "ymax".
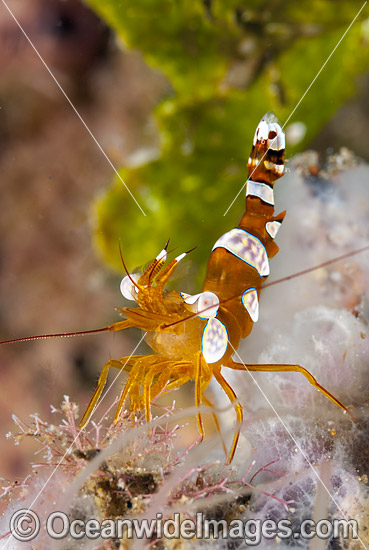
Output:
[
  {"xmin": 213, "ymin": 370, "xmax": 243, "ymax": 464},
  {"xmin": 114, "ymin": 355, "xmax": 159, "ymax": 423},
  {"xmin": 226, "ymin": 359, "xmax": 350, "ymax": 415},
  {"xmin": 195, "ymin": 352, "xmax": 205, "ymax": 441},
  {"xmin": 148, "ymin": 362, "xmax": 191, "ymax": 399},
  {"xmin": 143, "ymin": 365, "xmax": 161, "ymax": 422},
  {"xmin": 79, "ymin": 358, "xmax": 128, "ymax": 428},
  {"xmin": 201, "ymin": 394, "xmax": 228, "ymax": 459}
]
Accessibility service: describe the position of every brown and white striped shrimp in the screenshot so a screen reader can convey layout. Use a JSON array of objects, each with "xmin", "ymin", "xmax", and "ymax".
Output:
[
  {"xmin": 0, "ymin": 114, "xmax": 353, "ymax": 464},
  {"xmin": 70, "ymin": 113, "xmax": 354, "ymax": 461}
]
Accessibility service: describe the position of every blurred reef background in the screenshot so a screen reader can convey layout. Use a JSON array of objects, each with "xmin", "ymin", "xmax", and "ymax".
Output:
[{"xmin": 1, "ymin": 0, "xmax": 369, "ymax": 493}]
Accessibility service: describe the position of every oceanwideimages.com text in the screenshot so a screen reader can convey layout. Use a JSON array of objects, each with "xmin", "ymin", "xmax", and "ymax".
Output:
[{"xmin": 10, "ymin": 509, "xmax": 359, "ymax": 545}]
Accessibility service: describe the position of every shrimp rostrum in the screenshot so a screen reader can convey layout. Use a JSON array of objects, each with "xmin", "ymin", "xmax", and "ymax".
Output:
[{"xmin": 77, "ymin": 113, "xmax": 350, "ymax": 463}]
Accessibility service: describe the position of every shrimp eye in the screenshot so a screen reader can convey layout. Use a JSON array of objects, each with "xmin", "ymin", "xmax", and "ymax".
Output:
[
  {"xmin": 182, "ymin": 291, "xmax": 220, "ymax": 319},
  {"xmin": 120, "ymin": 274, "xmax": 140, "ymax": 301}
]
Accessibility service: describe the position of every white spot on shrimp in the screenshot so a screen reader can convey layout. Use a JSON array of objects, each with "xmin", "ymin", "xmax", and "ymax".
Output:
[
  {"xmin": 266, "ymin": 221, "xmax": 282, "ymax": 239},
  {"xmin": 120, "ymin": 273, "xmax": 140, "ymax": 301},
  {"xmin": 183, "ymin": 291, "xmax": 220, "ymax": 319},
  {"xmin": 242, "ymin": 288, "xmax": 259, "ymax": 322},
  {"xmin": 202, "ymin": 317, "xmax": 228, "ymax": 363}
]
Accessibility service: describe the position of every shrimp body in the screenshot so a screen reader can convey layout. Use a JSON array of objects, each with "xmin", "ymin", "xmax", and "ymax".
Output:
[
  {"xmin": 78, "ymin": 113, "xmax": 349, "ymax": 463},
  {"xmin": 144, "ymin": 292, "xmax": 206, "ymax": 362},
  {"xmin": 200, "ymin": 113, "xmax": 286, "ymax": 367}
]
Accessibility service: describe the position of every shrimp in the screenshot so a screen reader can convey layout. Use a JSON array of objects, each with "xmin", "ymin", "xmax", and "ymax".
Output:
[
  {"xmin": 74, "ymin": 113, "xmax": 350, "ymax": 463},
  {"xmin": 1, "ymin": 113, "xmax": 354, "ymax": 464}
]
